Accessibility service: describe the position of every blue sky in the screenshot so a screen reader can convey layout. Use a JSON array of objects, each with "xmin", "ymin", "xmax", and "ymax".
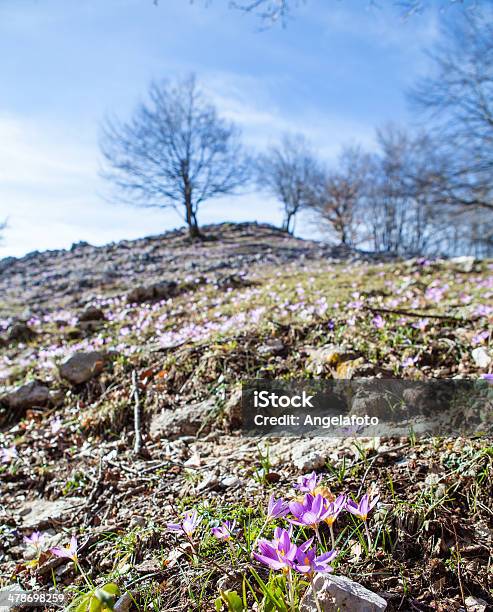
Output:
[{"xmin": 0, "ymin": 0, "xmax": 458, "ymax": 257}]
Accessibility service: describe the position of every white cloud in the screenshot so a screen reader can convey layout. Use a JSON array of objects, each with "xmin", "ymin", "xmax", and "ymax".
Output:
[{"xmin": 204, "ymin": 70, "xmax": 377, "ymax": 159}]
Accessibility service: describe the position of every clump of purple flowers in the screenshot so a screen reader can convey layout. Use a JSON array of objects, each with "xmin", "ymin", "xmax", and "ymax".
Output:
[{"xmin": 164, "ymin": 473, "xmax": 380, "ymax": 611}]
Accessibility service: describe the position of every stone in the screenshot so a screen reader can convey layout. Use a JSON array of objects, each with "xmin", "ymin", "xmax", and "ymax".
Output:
[
  {"xmin": 58, "ymin": 351, "xmax": 106, "ymax": 385},
  {"xmin": 7, "ymin": 323, "xmax": 36, "ymax": 343},
  {"xmin": 305, "ymin": 345, "xmax": 358, "ymax": 374},
  {"xmin": 465, "ymin": 595, "xmax": 488, "ymax": 612},
  {"xmin": 17, "ymin": 498, "xmax": 84, "ymax": 530},
  {"xmin": 450, "ymin": 255, "xmax": 475, "ymax": 273},
  {"xmin": 114, "ymin": 592, "xmax": 133, "ymax": 612},
  {"xmin": 0, "ymin": 584, "xmax": 28, "ymax": 612},
  {"xmin": 334, "ymin": 357, "xmax": 369, "ymax": 379},
  {"xmin": 257, "ymin": 339, "xmax": 285, "ymax": 356},
  {"xmin": 220, "ymin": 475, "xmax": 240, "ymax": 489},
  {"xmin": 78, "ymin": 305, "xmax": 105, "ymax": 322},
  {"xmin": 223, "ymin": 387, "xmax": 243, "ymax": 429},
  {"xmin": 127, "ymin": 285, "xmax": 154, "ymax": 304},
  {"xmin": 149, "ymin": 399, "xmax": 217, "ymax": 440},
  {"xmin": 153, "ymin": 281, "xmax": 178, "ymax": 300},
  {"xmin": 300, "ymin": 574, "xmax": 387, "ymax": 612},
  {"xmin": 127, "ymin": 281, "xmax": 178, "ymax": 304},
  {"xmin": 290, "ymin": 439, "xmax": 339, "ymax": 471},
  {"xmin": 472, "ymin": 347, "xmax": 492, "ymax": 368},
  {"xmin": 1, "ymin": 381, "xmax": 50, "ymax": 412}
]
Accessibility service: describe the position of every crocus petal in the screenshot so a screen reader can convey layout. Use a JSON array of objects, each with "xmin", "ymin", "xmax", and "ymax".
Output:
[
  {"xmin": 253, "ymin": 552, "xmax": 289, "ymax": 571},
  {"xmin": 369, "ymin": 495, "xmax": 380, "ymax": 511},
  {"xmin": 166, "ymin": 523, "xmax": 182, "ymax": 531},
  {"xmin": 316, "ymin": 550, "xmax": 337, "ymax": 564}
]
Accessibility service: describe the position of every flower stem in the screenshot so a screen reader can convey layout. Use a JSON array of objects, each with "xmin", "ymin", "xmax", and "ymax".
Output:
[
  {"xmin": 365, "ymin": 521, "xmax": 372, "ymax": 552},
  {"xmin": 310, "ymin": 574, "xmax": 323, "ymax": 612},
  {"xmin": 251, "ymin": 518, "xmax": 268, "ymax": 555},
  {"xmin": 329, "ymin": 524, "xmax": 335, "ymax": 549},
  {"xmin": 74, "ymin": 560, "xmax": 92, "ymax": 588},
  {"xmin": 286, "ymin": 568, "xmax": 296, "ymax": 612}
]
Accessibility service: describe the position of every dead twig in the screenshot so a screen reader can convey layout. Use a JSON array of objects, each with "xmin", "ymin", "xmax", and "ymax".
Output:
[
  {"xmin": 364, "ymin": 306, "xmax": 470, "ymax": 323},
  {"xmin": 132, "ymin": 370, "xmax": 143, "ymax": 456}
]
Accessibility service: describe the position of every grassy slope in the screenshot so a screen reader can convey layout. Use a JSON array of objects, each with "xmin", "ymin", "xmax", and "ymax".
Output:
[{"xmin": 0, "ymin": 245, "xmax": 492, "ymax": 610}]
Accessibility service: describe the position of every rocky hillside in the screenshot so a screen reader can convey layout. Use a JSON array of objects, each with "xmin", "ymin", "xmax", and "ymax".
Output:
[
  {"xmin": 0, "ymin": 223, "xmax": 492, "ymax": 611},
  {"xmin": 0, "ymin": 222, "xmax": 340, "ymax": 317}
]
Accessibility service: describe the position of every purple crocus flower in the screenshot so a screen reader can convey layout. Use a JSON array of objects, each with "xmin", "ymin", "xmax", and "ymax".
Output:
[
  {"xmin": 472, "ymin": 330, "xmax": 490, "ymax": 346},
  {"xmin": 167, "ymin": 510, "xmax": 202, "ymax": 538},
  {"xmin": 481, "ymin": 373, "xmax": 493, "ymax": 383},
  {"xmin": 50, "ymin": 536, "xmax": 78, "ymax": 562},
  {"xmin": 211, "ymin": 520, "xmax": 236, "ymax": 541},
  {"xmin": 412, "ymin": 319, "xmax": 429, "ymax": 332},
  {"xmin": 24, "ymin": 531, "xmax": 45, "ymax": 551},
  {"xmin": 289, "ymin": 494, "xmax": 332, "ymax": 529},
  {"xmin": 401, "ymin": 356, "xmax": 417, "ymax": 368},
  {"xmin": 294, "ymin": 472, "xmax": 321, "ymax": 494},
  {"xmin": 50, "ymin": 417, "xmax": 63, "ymax": 435},
  {"xmin": 372, "ymin": 314, "xmax": 385, "ymax": 329},
  {"xmin": 0, "ymin": 446, "xmax": 18, "ymax": 464},
  {"xmin": 294, "ymin": 546, "xmax": 337, "ymax": 576},
  {"xmin": 323, "ymin": 494, "xmax": 347, "ymax": 527},
  {"xmin": 254, "ymin": 528, "xmax": 311, "ymax": 572},
  {"xmin": 346, "ymin": 494, "xmax": 379, "ymax": 521},
  {"xmin": 267, "ymin": 494, "xmax": 289, "ymax": 520},
  {"xmin": 475, "ymin": 305, "xmax": 493, "ymax": 317}
]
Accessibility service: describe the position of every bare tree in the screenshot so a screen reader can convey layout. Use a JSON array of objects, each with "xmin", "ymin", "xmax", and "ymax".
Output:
[
  {"xmin": 306, "ymin": 147, "xmax": 369, "ymax": 246},
  {"xmin": 410, "ymin": 9, "xmax": 493, "ymax": 212},
  {"xmin": 230, "ymin": 0, "xmax": 295, "ymax": 23},
  {"xmin": 257, "ymin": 134, "xmax": 318, "ymax": 234},
  {"xmin": 217, "ymin": 1, "xmax": 476, "ymax": 24},
  {"xmin": 100, "ymin": 75, "xmax": 249, "ymax": 238}
]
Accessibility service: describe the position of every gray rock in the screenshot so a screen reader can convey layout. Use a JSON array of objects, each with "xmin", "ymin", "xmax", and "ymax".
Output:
[
  {"xmin": 465, "ymin": 595, "xmax": 488, "ymax": 612},
  {"xmin": 59, "ymin": 351, "xmax": 106, "ymax": 385},
  {"xmin": 127, "ymin": 285, "xmax": 155, "ymax": 304},
  {"xmin": 472, "ymin": 347, "xmax": 492, "ymax": 368},
  {"xmin": 220, "ymin": 475, "xmax": 240, "ymax": 489},
  {"xmin": 127, "ymin": 281, "xmax": 177, "ymax": 304},
  {"xmin": 450, "ymin": 255, "xmax": 475, "ymax": 273},
  {"xmin": 300, "ymin": 574, "xmax": 387, "ymax": 612},
  {"xmin": 350, "ymin": 391, "xmax": 413, "ymax": 421},
  {"xmin": 149, "ymin": 398, "xmax": 217, "ymax": 440},
  {"xmin": 224, "ymin": 387, "xmax": 242, "ymax": 429},
  {"xmin": 7, "ymin": 323, "xmax": 36, "ymax": 343},
  {"xmin": 114, "ymin": 592, "xmax": 133, "ymax": 612},
  {"xmin": 257, "ymin": 339, "xmax": 285, "ymax": 356},
  {"xmin": 78, "ymin": 305, "xmax": 105, "ymax": 322},
  {"xmin": 18, "ymin": 498, "xmax": 84, "ymax": 530},
  {"xmin": 1, "ymin": 381, "xmax": 50, "ymax": 411},
  {"xmin": 290, "ymin": 439, "xmax": 337, "ymax": 471},
  {"xmin": 0, "ymin": 584, "xmax": 28, "ymax": 612}
]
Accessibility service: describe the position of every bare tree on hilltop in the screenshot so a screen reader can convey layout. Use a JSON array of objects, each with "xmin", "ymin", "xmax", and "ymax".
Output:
[
  {"xmin": 256, "ymin": 134, "xmax": 318, "ymax": 234},
  {"xmin": 100, "ymin": 75, "xmax": 250, "ymax": 238}
]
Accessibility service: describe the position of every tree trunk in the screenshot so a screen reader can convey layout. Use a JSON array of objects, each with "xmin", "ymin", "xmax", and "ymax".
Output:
[
  {"xmin": 283, "ymin": 212, "xmax": 294, "ymax": 234},
  {"xmin": 184, "ymin": 186, "xmax": 201, "ymax": 238}
]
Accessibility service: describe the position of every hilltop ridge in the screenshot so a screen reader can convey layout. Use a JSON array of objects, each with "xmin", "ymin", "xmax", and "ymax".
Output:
[{"xmin": 0, "ymin": 222, "xmax": 345, "ymax": 316}]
